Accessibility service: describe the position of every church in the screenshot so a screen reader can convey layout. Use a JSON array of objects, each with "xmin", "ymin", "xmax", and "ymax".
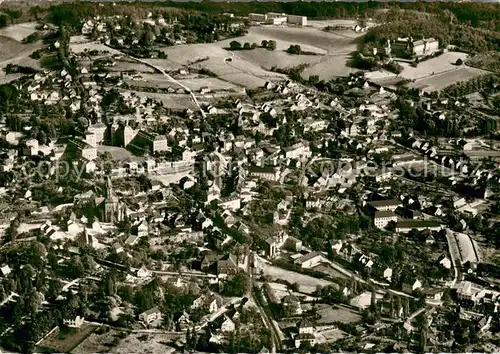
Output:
[{"xmin": 94, "ymin": 176, "xmax": 127, "ymax": 223}]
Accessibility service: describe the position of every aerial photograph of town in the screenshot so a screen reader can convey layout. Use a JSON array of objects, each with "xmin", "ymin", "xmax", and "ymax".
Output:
[{"xmin": 0, "ymin": 0, "xmax": 498, "ymax": 352}]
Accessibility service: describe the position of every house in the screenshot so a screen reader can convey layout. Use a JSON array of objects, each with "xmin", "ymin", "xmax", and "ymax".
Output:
[
  {"xmin": 294, "ymin": 252, "xmax": 324, "ymax": 269},
  {"xmin": 367, "ymin": 199, "xmax": 401, "ymax": 212},
  {"xmin": 249, "ymin": 166, "xmax": 280, "ymax": 182},
  {"xmin": 174, "ymin": 311, "xmax": 191, "ymax": 330},
  {"xmin": 63, "ymin": 316, "xmax": 85, "ymax": 328},
  {"xmin": 0, "ymin": 264, "xmax": 11, "ymax": 277},
  {"xmin": 424, "ymin": 288, "xmax": 443, "ymax": 301},
  {"xmin": 216, "ymin": 254, "xmax": 238, "ymax": 277},
  {"xmin": 374, "ymin": 211, "xmax": 398, "ymax": 229},
  {"xmin": 402, "ymin": 278, "xmax": 422, "ymax": 293},
  {"xmin": 282, "ymin": 295, "xmax": 303, "ymax": 315},
  {"xmin": 295, "ymin": 319, "xmax": 315, "ymax": 348},
  {"xmin": 382, "ymin": 267, "xmax": 393, "ymax": 282},
  {"xmin": 139, "ymin": 307, "xmax": 162, "ymax": 325},
  {"xmin": 137, "ymin": 265, "xmax": 152, "ymax": 278},
  {"xmin": 396, "ymin": 220, "xmax": 442, "ymax": 233},
  {"xmin": 221, "ymin": 315, "xmax": 235, "ymax": 333},
  {"xmin": 439, "ymin": 256, "xmax": 452, "ymax": 269}
]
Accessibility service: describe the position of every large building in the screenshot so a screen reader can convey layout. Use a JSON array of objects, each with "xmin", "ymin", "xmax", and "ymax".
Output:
[
  {"xmin": 248, "ymin": 13, "xmax": 267, "ymax": 22},
  {"xmin": 68, "ymin": 138, "xmax": 97, "ymax": 161},
  {"xmin": 248, "ymin": 12, "xmax": 307, "ymax": 26},
  {"xmin": 96, "ymin": 176, "xmax": 126, "ymax": 223},
  {"xmin": 391, "ymin": 37, "xmax": 439, "ymax": 58},
  {"xmin": 374, "ymin": 210, "xmax": 398, "ymax": 229},
  {"xmin": 286, "ymin": 14, "xmax": 307, "ymax": 26}
]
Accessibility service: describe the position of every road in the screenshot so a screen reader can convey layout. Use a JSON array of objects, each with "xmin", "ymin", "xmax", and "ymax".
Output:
[
  {"xmin": 104, "ymin": 44, "xmax": 206, "ymax": 118},
  {"xmin": 247, "ymin": 251, "xmax": 281, "ymax": 353},
  {"xmin": 445, "ymin": 228, "xmax": 463, "ymax": 287}
]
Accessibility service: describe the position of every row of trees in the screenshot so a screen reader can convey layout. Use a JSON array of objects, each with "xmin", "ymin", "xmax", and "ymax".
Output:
[{"xmin": 229, "ymin": 39, "xmax": 277, "ymax": 51}]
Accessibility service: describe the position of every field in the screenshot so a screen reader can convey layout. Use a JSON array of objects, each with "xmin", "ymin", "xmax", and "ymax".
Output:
[
  {"xmin": 73, "ymin": 329, "xmax": 179, "ymax": 354},
  {"xmin": 316, "ymin": 304, "xmax": 361, "ymax": 324},
  {"xmin": 37, "ymin": 324, "xmax": 99, "ymax": 353},
  {"xmin": 158, "ymin": 25, "xmax": 361, "ymax": 87},
  {"xmin": 256, "ymin": 257, "xmax": 333, "ymax": 294},
  {"xmin": 70, "ymin": 41, "xmax": 123, "ymax": 56},
  {"xmin": 0, "ymin": 35, "xmax": 42, "ymax": 84},
  {"xmin": 0, "ymin": 22, "xmax": 38, "ymax": 42},
  {"xmin": 408, "ymin": 66, "xmax": 489, "ymax": 92},
  {"xmin": 176, "ymin": 77, "xmax": 242, "ymax": 91},
  {"xmin": 396, "ymin": 51, "xmax": 489, "ymax": 92},
  {"xmin": 97, "ymin": 146, "xmax": 136, "ymax": 162},
  {"xmin": 126, "ymin": 91, "xmax": 198, "ymax": 110}
]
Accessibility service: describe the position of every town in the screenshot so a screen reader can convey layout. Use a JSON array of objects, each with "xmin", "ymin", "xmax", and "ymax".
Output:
[{"xmin": 0, "ymin": 1, "xmax": 499, "ymax": 353}]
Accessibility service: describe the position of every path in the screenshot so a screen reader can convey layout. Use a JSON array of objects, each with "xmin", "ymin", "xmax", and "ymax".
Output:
[{"xmin": 248, "ymin": 251, "xmax": 280, "ymax": 353}]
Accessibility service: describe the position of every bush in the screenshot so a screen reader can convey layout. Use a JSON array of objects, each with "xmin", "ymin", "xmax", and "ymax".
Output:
[
  {"xmin": 229, "ymin": 40, "xmax": 242, "ymax": 50},
  {"xmin": 287, "ymin": 44, "xmax": 302, "ymax": 55},
  {"xmin": 455, "ymin": 58, "xmax": 463, "ymax": 65}
]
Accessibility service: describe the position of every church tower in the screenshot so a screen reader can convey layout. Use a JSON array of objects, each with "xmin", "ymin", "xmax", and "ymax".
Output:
[{"xmin": 102, "ymin": 176, "xmax": 121, "ymax": 223}]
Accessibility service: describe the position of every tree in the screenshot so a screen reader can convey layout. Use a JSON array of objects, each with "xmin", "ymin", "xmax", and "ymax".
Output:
[
  {"xmin": 229, "ymin": 40, "xmax": 242, "ymax": 50},
  {"xmin": 308, "ymin": 75, "xmax": 319, "ymax": 85},
  {"xmin": 261, "ymin": 40, "xmax": 268, "ymax": 48},
  {"xmin": 267, "ymin": 40, "xmax": 277, "ymax": 50},
  {"xmin": 0, "ymin": 15, "xmax": 7, "ymax": 28},
  {"xmin": 455, "ymin": 58, "xmax": 463, "ymax": 66},
  {"xmin": 243, "ymin": 42, "xmax": 251, "ymax": 50},
  {"xmin": 222, "ymin": 273, "xmax": 249, "ymax": 297},
  {"xmin": 287, "ymin": 44, "xmax": 302, "ymax": 55},
  {"xmin": 251, "ymin": 42, "xmax": 258, "ymax": 49}
]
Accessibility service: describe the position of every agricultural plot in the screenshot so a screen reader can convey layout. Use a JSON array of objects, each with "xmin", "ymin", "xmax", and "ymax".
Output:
[
  {"xmin": 176, "ymin": 77, "xmax": 241, "ymax": 91},
  {"xmin": 408, "ymin": 66, "xmax": 489, "ymax": 92},
  {"xmin": 129, "ymin": 91, "xmax": 197, "ymax": 110},
  {"xmin": 124, "ymin": 73, "xmax": 183, "ymax": 90},
  {"xmin": 109, "ymin": 60, "xmax": 156, "ymax": 73},
  {"xmin": 399, "ymin": 52, "xmax": 470, "ymax": 80},
  {"xmin": 70, "ymin": 41, "xmax": 122, "ymax": 56},
  {"xmin": 0, "ymin": 22, "xmax": 38, "ymax": 42},
  {"xmin": 316, "ymin": 304, "xmax": 361, "ymax": 324},
  {"xmin": 258, "ymin": 262, "xmax": 333, "ymax": 294},
  {"xmin": 96, "ymin": 146, "xmax": 137, "ymax": 162},
  {"xmin": 37, "ymin": 324, "xmax": 99, "ymax": 353}
]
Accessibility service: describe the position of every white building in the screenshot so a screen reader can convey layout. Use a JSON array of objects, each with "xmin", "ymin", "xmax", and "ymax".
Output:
[
  {"xmin": 139, "ymin": 307, "xmax": 162, "ymax": 325},
  {"xmin": 286, "ymin": 15, "xmax": 307, "ymax": 26},
  {"xmin": 374, "ymin": 211, "xmax": 398, "ymax": 229}
]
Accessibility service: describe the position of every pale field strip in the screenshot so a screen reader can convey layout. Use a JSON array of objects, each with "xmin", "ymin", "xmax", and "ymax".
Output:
[{"xmin": 0, "ymin": 22, "xmax": 38, "ymax": 42}]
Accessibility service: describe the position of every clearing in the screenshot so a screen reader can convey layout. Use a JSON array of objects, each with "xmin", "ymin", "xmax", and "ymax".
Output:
[
  {"xmin": 0, "ymin": 22, "xmax": 38, "ymax": 42},
  {"xmin": 72, "ymin": 328, "xmax": 178, "ymax": 353},
  {"xmin": 37, "ymin": 324, "xmax": 99, "ymax": 353},
  {"xmin": 0, "ymin": 36, "xmax": 41, "ymax": 83},
  {"xmin": 256, "ymin": 258, "xmax": 333, "ymax": 294},
  {"xmin": 97, "ymin": 146, "xmax": 137, "ymax": 162},
  {"xmin": 399, "ymin": 52, "xmax": 470, "ymax": 80},
  {"xmin": 408, "ymin": 66, "xmax": 489, "ymax": 92},
  {"xmin": 316, "ymin": 304, "xmax": 361, "ymax": 324}
]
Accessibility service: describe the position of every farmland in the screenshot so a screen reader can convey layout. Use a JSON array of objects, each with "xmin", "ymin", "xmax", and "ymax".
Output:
[
  {"xmin": 0, "ymin": 22, "xmax": 38, "ymax": 42},
  {"xmin": 157, "ymin": 24, "xmax": 362, "ymax": 87},
  {"xmin": 72, "ymin": 328, "xmax": 179, "ymax": 354},
  {"xmin": 316, "ymin": 304, "xmax": 361, "ymax": 324},
  {"xmin": 37, "ymin": 323, "xmax": 99, "ymax": 353},
  {"xmin": 0, "ymin": 35, "xmax": 42, "ymax": 83},
  {"xmin": 257, "ymin": 259, "xmax": 333, "ymax": 294}
]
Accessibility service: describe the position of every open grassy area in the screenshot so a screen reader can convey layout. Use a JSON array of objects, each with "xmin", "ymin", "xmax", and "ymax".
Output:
[
  {"xmin": 0, "ymin": 22, "xmax": 38, "ymax": 42},
  {"xmin": 316, "ymin": 304, "xmax": 361, "ymax": 324},
  {"xmin": 37, "ymin": 324, "xmax": 99, "ymax": 353},
  {"xmin": 73, "ymin": 328, "xmax": 179, "ymax": 354}
]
